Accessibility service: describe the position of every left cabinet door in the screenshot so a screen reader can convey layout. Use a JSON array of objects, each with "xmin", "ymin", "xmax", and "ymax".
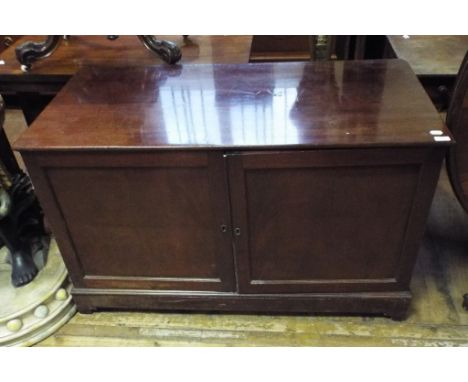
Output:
[{"xmin": 23, "ymin": 151, "xmax": 236, "ymax": 292}]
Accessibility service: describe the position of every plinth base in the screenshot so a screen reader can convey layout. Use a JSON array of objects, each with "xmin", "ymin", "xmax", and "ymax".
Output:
[{"xmin": 0, "ymin": 239, "xmax": 75, "ymax": 346}]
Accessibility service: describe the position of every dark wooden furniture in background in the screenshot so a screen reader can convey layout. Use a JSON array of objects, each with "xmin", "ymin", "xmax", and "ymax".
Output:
[
  {"xmin": 14, "ymin": 35, "xmax": 182, "ymax": 72},
  {"xmin": 249, "ymin": 36, "xmax": 312, "ymax": 61},
  {"xmin": 0, "ymin": 95, "xmax": 21, "ymax": 176},
  {"xmin": 249, "ymin": 35, "xmax": 386, "ymax": 62},
  {"xmin": 447, "ymin": 51, "xmax": 468, "ymax": 214},
  {"xmin": 0, "ymin": 35, "xmax": 253, "ymax": 124},
  {"xmin": 444, "ymin": 51, "xmax": 468, "ymax": 310},
  {"xmin": 14, "ymin": 60, "xmax": 451, "ymax": 319},
  {"xmin": 386, "ymin": 36, "xmax": 468, "ymax": 110},
  {"xmin": 0, "ymin": 35, "xmax": 390, "ymax": 125},
  {"xmin": 0, "ymin": 35, "xmax": 389, "ymax": 125},
  {"xmin": 440, "ymin": 51, "xmax": 468, "ymax": 310}
]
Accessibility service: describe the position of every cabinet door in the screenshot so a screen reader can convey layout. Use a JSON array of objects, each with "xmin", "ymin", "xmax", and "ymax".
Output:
[
  {"xmin": 227, "ymin": 148, "xmax": 442, "ymax": 294},
  {"xmin": 25, "ymin": 151, "xmax": 235, "ymax": 292}
]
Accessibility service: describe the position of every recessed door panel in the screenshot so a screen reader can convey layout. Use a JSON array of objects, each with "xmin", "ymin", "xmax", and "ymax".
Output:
[
  {"xmin": 227, "ymin": 149, "xmax": 429, "ymax": 293},
  {"xmin": 44, "ymin": 151, "xmax": 235, "ymax": 292}
]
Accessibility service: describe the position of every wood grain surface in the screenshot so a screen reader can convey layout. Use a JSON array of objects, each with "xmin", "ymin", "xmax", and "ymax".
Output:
[{"xmin": 14, "ymin": 60, "xmax": 451, "ymax": 151}]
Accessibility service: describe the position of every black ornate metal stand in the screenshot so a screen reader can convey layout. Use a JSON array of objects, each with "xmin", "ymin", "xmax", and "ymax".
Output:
[
  {"xmin": 0, "ymin": 95, "xmax": 48, "ymax": 287},
  {"xmin": 15, "ymin": 35, "xmax": 182, "ymax": 71}
]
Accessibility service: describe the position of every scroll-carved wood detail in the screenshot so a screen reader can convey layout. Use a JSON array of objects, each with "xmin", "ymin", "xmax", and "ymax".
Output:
[
  {"xmin": 14, "ymin": 35, "xmax": 182, "ymax": 71},
  {"xmin": 15, "ymin": 35, "xmax": 62, "ymax": 72},
  {"xmin": 137, "ymin": 35, "xmax": 182, "ymax": 64}
]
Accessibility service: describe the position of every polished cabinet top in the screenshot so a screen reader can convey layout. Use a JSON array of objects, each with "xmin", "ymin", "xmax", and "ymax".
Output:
[{"xmin": 15, "ymin": 60, "xmax": 451, "ymax": 151}]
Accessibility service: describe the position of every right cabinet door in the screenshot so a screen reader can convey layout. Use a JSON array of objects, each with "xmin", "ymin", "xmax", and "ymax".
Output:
[{"xmin": 227, "ymin": 148, "xmax": 443, "ymax": 294}]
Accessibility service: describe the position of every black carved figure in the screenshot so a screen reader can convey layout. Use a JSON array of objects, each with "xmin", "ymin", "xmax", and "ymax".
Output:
[
  {"xmin": 0, "ymin": 95, "xmax": 49, "ymax": 287},
  {"xmin": 1, "ymin": 171, "xmax": 49, "ymax": 286}
]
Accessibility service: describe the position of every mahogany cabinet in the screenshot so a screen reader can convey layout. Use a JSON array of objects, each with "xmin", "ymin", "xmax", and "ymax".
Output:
[{"xmin": 14, "ymin": 60, "xmax": 452, "ymax": 319}]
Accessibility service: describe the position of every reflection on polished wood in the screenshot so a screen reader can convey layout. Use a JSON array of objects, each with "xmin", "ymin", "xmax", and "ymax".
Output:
[{"xmin": 14, "ymin": 60, "xmax": 450, "ymax": 151}]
